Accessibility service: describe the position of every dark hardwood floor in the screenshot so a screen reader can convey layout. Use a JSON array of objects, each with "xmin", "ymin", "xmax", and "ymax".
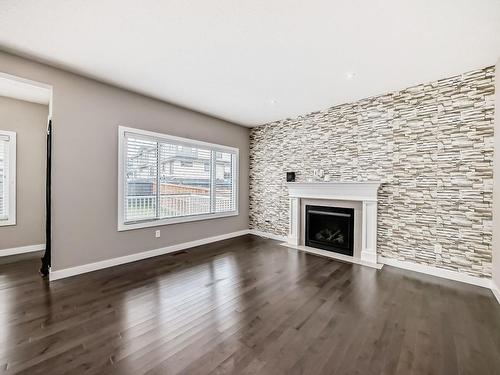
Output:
[{"xmin": 1, "ymin": 235, "xmax": 499, "ymax": 374}]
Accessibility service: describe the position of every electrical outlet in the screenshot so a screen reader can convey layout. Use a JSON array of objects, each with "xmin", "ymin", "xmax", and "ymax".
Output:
[{"xmin": 155, "ymin": 230, "xmax": 161, "ymax": 238}]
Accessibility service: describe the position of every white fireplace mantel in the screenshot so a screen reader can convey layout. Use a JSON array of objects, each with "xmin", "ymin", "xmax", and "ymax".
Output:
[{"xmin": 285, "ymin": 181, "xmax": 382, "ymax": 268}]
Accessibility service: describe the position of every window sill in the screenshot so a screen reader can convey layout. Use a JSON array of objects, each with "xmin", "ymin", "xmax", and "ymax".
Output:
[
  {"xmin": 117, "ymin": 210, "xmax": 239, "ymax": 231},
  {"xmin": 0, "ymin": 218, "xmax": 16, "ymax": 227}
]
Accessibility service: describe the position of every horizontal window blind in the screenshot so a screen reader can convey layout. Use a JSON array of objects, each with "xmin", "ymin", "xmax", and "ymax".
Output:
[
  {"xmin": 122, "ymin": 130, "xmax": 238, "ymax": 226},
  {"xmin": 215, "ymin": 151, "xmax": 236, "ymax": 213},
  {"xmin": 124, "ymin": 135, "xmax": 157, "ymax": 223}
]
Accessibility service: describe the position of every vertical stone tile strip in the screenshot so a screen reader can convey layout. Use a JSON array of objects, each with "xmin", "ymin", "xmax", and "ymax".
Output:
[{"xmin": 249, "ymin": 66, "xmax": 495, "ymax": 278}]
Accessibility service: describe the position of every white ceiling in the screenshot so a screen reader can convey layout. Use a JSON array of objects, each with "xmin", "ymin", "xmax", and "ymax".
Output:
[
  {"xmin": 0, "ymin": 73, "xmax": 51, "ymax": 105},
  {"xmin": 0, "ymin": 1, "xmax": 499, "ymax": 127}
]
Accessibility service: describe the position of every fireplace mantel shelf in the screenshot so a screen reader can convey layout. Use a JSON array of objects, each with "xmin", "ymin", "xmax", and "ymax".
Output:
[
  {"xmin": 286, "ymin": 181, "xmax": 381, "ymax": 185},
  {"xmin": 284, "ymin": 181, "xmax": 382, "ymax": 268},
  {"xmin": 286, "ymin": 181, "xmax": 381, "ymax": 202}
]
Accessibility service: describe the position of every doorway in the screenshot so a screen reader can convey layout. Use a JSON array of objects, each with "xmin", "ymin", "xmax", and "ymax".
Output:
[{"xmin": 0, "ymin": 72, "xmax": 52, "ymax": 275}]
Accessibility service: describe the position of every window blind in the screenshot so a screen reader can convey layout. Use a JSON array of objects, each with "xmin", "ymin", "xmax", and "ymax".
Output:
[
  {"xmin": 215, "ymin": 151, "xmax": 236, "ymax": 213},
  {"xmin": 123, "ymin": 131, "xmax": 237, "ymax": 225}
]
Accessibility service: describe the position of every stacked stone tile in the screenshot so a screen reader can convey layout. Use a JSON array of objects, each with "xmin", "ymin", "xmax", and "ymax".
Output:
[{"xmin": 249, "ymin": 66, "xmax": 495, "ymax": 278}]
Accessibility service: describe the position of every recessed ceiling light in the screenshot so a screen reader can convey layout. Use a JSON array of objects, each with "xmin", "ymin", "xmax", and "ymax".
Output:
[
  {"xmin": 268, "ymin": 99, "xmax": 277, "ymax": 105},
  {"xmin": 346, "ymin": 72, "xmax": 356, "ymax": 79}
]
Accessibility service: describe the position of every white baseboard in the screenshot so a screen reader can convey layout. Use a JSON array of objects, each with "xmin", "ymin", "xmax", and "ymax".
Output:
[
  {"xmin": 248, "ymin": 231, "xmax": 495, "ymax": 293},
  {"xmin": 0, "ymin": 244, "xmax": 45, "ymax": 257},
  {"xmin": 49, "ymin": 228, "xmax": 500, "ymax": 305},
  {"xmin": 379, "ymin": 256, "xmax": 492, "ymax": 289},
  {"xmin": 248, "ymin": 229, "xmax": 287, "ymax": 242},
  {"xmin": 50, "ymin": 230, "xmax": 250, "ymax": 281},
  {"xmin": 491, "ymin": 281, "xmax": 500, "ymax": 304}
]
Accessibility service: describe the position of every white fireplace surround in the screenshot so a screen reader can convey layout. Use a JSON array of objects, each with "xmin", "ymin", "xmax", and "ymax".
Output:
[{"xmin": 285, "ymin": 181, "xmax": 382, "ymax": 268}]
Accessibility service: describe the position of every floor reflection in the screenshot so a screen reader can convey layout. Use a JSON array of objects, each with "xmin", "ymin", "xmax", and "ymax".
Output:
[{"xmin": 1, "ymin": 235, "xmax": 499, "ymax": 374}]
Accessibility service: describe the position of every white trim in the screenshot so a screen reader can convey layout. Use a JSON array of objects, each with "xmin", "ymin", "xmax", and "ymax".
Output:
[
  {"xmin": 251, "ymin": 232, "xmax": 498, "ymax": 302},
  {"xmin": 0, "ymin": 72, "xmax": 52, "ymax": 92},
  {"xmin": 0, "ymin": 72, "xmax": 53, "ymax": 120},
  {"xmin": 282, "ymin": 242, "xmax": 384, "ymax": 269},
  {"xmin": 50, "ymin": 230, "xmax": 250, "ymax": 281},
  {"xmin": 285, "ymin": 181, "xmax": 381, "ymax": 202},
  {"xmin": 117, "ymin": 126, "xmax": 239, "ymax": 231},
  {"xmin": 0, "ymin": 244, "xmax": 45, "ymax": 257},
  {"xmin": 288, "ymin": 197, "xmax": 300, "ymax": 245},
  {"xmin": 361, "ymin": 200, "xmax": 378, "ymax": 265},
  {"xmin": 117, "ymin": 126, "xmax": 125, "ymax": 230},
  {"xmin": 284, "ymin": 181, "xmax": 381, "ymax": 267},
  {"xmin": 379, "ymin": 256, "xmax": 491, "ymax": 289},
  {"xmin": 491, "ymin": 281, "xmax": 500, "ymax": 304},
  {"xmin": 0, "ymin": 130, "xmax": 16, "ymax": 226},
  {"xmin": 48, "ymin": 229, "xmax": 500, "ymax": 304},
  {"xmin": 248, "ymin": 232, "xmax": 500, "ymax": 299},
  {"xmin": 118, "ymin": 211, "xmax": 239, "ymax": 231},
  {"xmin": 248, "ymin": 229, "xmax": 287, "ymax": 242},
  {"xmin": 119, "ymin": 126, "xmax": 239, "ymax": 154}
]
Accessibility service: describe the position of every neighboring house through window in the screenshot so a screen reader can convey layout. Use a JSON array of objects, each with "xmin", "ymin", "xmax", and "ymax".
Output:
[
  {"xmin": 118, "ymin": 126, "xmax": 239, "ymax": 230},
  {"xmin": 0, "ymin": 130, "xmax": 16, "ymax": 226}
]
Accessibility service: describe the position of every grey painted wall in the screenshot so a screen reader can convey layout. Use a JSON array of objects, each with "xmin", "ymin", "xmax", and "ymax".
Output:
[
  {"xmin": 250, "ymin": 66, "xmax": 495, "ymax": 278},
  {"xmin": 0, "ymin": 96, "xmax": 47, "ymax": 252},
  {"xmin": 493, "ymin": 58, "xmax": 500, "ymax": 288},
  {"xmin": 0, "ymin": 51, "xmax": 249, "ymax": 271}
]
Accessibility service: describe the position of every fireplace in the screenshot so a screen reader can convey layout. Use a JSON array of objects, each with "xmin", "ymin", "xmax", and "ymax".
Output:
[
  {"xmin": 305, "ymin": 205, "xmax": 354, "ymax": 256},
  {"xmin": 286, "ymin": 182, "xmax": 380, "ymax": 267}
]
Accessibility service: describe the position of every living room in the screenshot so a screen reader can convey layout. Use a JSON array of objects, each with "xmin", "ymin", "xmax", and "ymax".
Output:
[{"xmin": 0, "ymin": 1, "xmax": 499, "ymax": 374}]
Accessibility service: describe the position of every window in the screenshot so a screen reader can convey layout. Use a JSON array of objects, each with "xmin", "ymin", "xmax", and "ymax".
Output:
[
  {"xmin": 118, "ymin": 126, "xmax": 238, "ymax": 230},
  {"xmin": 0, "ymin": 130, "xmax": 16, "ymax": 226}
]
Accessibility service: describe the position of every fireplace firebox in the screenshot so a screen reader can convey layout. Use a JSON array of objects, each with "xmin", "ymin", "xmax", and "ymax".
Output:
[{"xmin": 305, "ymin": 205, "xmax": 354, "ymax": 256}]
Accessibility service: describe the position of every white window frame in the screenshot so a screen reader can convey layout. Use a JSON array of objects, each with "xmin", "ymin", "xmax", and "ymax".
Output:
[
  {"xmin": 117, "ymin": 126, "xmax": 239, "ymax": 231},
  {"xmin": 0, "ymin": 130, "xmax": 16, "ymax": 226}
]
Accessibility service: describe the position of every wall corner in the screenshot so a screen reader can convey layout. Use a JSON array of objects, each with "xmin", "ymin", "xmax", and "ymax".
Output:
[{"xmin": 493, "ymin": 57, "xmax": 500, "ymax": 290}]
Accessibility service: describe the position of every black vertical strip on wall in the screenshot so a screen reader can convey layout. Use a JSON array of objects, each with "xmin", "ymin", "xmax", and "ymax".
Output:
[{"xmin": 40, "ymin": 120, "xmax": 51, "ymax": 277}]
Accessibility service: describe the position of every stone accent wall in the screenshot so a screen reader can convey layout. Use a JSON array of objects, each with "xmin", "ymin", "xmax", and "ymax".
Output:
[{"xmin": 249, "ymin": 66, "xmax": 495, "ymax": 278}]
